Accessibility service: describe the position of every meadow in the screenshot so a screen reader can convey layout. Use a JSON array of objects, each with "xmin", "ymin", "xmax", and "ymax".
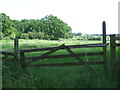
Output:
[{"xmin": 1, "ymin": 39, "xmax": 120, "ymax": 88}]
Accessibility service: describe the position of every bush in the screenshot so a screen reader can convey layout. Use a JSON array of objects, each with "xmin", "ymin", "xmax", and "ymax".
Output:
[
  {"xmin": 0, "ymin": 33, "xmax": 4, "ymax": 40},
  {"xmin": 2, "ymin": 33, "xmax": 15, "ymax": 40},
  {"xmin": 9, "ymin": 33, "xmax": 16, "ymax": 39},
  {"xmin": 28, "ymin": 32, "xmax": 36, "ymax": 39},
  {"xmin": 28, "ymin": 32, "xmax": 45, "ymax": 39},
  {"xmin": 15, "ymin": 32, "xmax": 22, "ymax": 39},
  {"xmin": 116, "ymin": 36, "xmax": 120, "ymax": 40},
  {"xmin": 44, "ymin": 35, "xmax": 51, "ymax": 40},
  {"xmin": 88, "ymin": 36, "xmax": 101, "ymax": 40},
  {"xmin": 4, "ymin": 36, "xmax": 11, "ymax": 40},
  {"xmin": 2, "ymin": 59, "xmax": 28, "ymax": 88},
  {"xmin": 51, "ymin": 36, "xmax": 59, "ymax": 40},
  {"xmin": 36, "ymin": 32, "xmax": 45, "ymax": 39},
  {"xmin": 21, "ymin": 33, "xmax": 29, "ymax": 39}
]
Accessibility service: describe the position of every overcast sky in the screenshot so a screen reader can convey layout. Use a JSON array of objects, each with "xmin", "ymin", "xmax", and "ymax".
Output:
[{"xmin": 0, "ymin": 0, "xmax": 119, "ymax": 34}]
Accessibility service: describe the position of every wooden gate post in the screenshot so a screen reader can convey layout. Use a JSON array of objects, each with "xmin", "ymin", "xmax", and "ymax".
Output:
[
  {"xmin": 20, "ymin": 51, "xmax": 26, "ymax": 68},
  {"xmin": 102, "ymin": 21, "xmax": 107, "ymax": 71},
  {"xmin": 110, "ymin": 34, "xmax": 117, "ymax": 74},
  {"xmin": 14, "ymin": 38, "xmax": 19, "ymax": 61}
]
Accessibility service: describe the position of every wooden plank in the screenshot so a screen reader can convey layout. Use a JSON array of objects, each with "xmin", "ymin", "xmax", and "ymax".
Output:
[
  {"xmin": 25, "ymin": 52, "xmax": 103, "ymax": 60},
  {"xmin": 0, "ymin": 51, "xmax": 15, "ymax": 56},
  {"xmin": 116, "ymin": 43, "xmax": 120, "ymax": 46},
  {"xmin": 30, "ymin": 61, "xmax": 104, "ymax": 67},
  {"xmin": 110, "ymin": 43, "xmax": 120, "ymax": 47},
  {"xmin": 20, "ymin": 43, "xmax": 108, "ymax": 53},
  {"xmin": 64, "ymin": 46, "xmax": 95, "ymax": 72}
]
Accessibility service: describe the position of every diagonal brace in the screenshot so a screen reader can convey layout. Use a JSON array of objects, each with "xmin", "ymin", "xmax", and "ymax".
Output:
[
  {"xmin": 27, "ymin": 44, "xmax": 65, "ymax": 65},
  {"xmin": 64, "ymin": 46, "xmax": 95, "ymax": 72}
]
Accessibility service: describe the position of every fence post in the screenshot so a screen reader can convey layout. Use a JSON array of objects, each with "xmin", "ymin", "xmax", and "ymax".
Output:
[
  {"xmin": 14, "ymin": 38, "xmax": 19, "ymax": 61},
  {"xmin": 20, "ymin": 51, "xmax": 26, "ymax": 68},
  {"xmin": 102, "ymin": 21, "xmax": 107, "ymax": 71},
  {"xmin": 110, "ymin": 34, "xmax": 117, "ymax": 74}
]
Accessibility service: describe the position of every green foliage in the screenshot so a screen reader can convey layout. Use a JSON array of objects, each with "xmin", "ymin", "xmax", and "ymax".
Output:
[
  {"xmin": 9, "ymin": 33, "xmax": 16, "ymax": 39},
  {"xmin": 36, "ymin": 32, "xmax": 45, "ymax": 39},
  {"xmin": 12, "ymin": 20, "xmax": 24, "ymax": 38},
  {"xmin": 0, "ymin": 13, "xmax": 17, "ymax": 38},
  {"xmin": 15, "ymin": 31, "xmax": 22, "ymax": 39},
  {"xmin": 0, "ymin": 32, "xmax": 3, "ymax": 40},
  {"xmin": 88, "ymin": 36, "xmax": 102, "ymax": 40},
  {"xmin": 1, "ymin": 13, "xmax": 72, "ymax": 40},
  {"xmin": 116, "ymin": 36, "xmax": 120, "ymax": 40},
  {"xmin": 73, "ymin": 32, "xmax": 82, "ymax": 36},
  {"xmin": 41, "ymin": 14, "xmax": 72, "ymax": 40},
  {"xmin": 2, "ymin": 60, "xmax": 28, "ymax": 88},
  {"xmin": 27, "ymin": 32, "xmax": 36, "ymax": 39},
  {"xmin": 4, "ymin": 36, "xmax": 11, "ymax": 40},
  {"xmin": 28, "ymin": 32, "xmax": 45, "ymax": 39},
  {"xmin": 21, "ymin": 33, "xmax": 29, "ymax": 39}
]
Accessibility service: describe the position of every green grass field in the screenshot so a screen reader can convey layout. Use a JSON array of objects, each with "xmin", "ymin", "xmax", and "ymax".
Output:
[{"xmin": 1, "ymin": 39, "xmax": 120, "ymax": 88}]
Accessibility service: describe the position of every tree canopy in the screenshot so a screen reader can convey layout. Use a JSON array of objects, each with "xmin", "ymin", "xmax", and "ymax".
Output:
[
  {"xmin": 0, "ymin": 13, "xmax": 73, "ymax": 40},
  {"xmin": 0, "ymin": 13, "xmax": 17, "ymax": 39}
]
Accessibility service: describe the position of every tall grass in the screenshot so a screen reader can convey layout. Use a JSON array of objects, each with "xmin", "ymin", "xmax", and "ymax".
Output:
[{"xmin": 2, "ymin": 39, "xmax": 120, "ymax": 88}]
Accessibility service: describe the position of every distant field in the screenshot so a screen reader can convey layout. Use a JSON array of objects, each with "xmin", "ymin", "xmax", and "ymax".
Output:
[
  {"xmin": 1, "ymin": 39, "xmax": 120, "ymax": 88},
  {"xmin": 1, "ymin": 39, "xmax": 105, "ymax": 50}
]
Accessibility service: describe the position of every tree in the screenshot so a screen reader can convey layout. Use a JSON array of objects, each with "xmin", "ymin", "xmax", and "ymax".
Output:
[
  {"xmin": 0, "ymin": 13, "xmax": 17, "ymax": 39},
  {"xmin": 20, "ymin": 19, "xmax": 44, "ymax": 33},
  {"xmin": 76, "ymin": 32, "xmax": 82, "ymax": 36},
  {"xmin": 12, "ymin": 20, "xmax": 24, "ymax": 38},
  {"xmin": 1, "ymin": 13, "xmax": 73, "ymax": 40},
  {"xmin": 41, "ymin": 15, "xmax": 72, "ymax": 40},
  {"xmin": 73, "ymin": 32, "xmax": 82, "ymax": 36}
]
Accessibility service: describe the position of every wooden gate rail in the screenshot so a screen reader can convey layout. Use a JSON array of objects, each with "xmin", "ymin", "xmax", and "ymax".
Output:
[
  {"xmin": 116, "ymin": 43, "xmax": 120, "ymax": 46},
  {"xmin": 25, "ymin": 52, "xmax": 103, "ymax": 60},
  {"xmin": 0, "ymin": 51, "xmax": 15, "ymax": 56},
  {"xmin": 20, "ymin": 43, "xmax": 108, "ymax": 53},
  {"xmin": 0, "ymin": 51, "xmax": 15, "ymax": 59}
]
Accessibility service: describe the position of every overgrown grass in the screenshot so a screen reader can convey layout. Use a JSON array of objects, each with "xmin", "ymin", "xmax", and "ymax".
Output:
[{"xmin": 1, "ymin": 39, "xmax": 120, "ymax": 88}]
